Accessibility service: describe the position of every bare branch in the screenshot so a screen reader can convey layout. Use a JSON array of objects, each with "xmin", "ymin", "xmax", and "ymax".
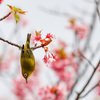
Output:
[
  {"xmin": 0, "ymin": 36, "xmax": 46, "ymax": 51},
  {"xmin": 39, "ymin": 6, "xmax": 83, "ymax": 21},
  {"xmin": 0, "ymin": 37, "xmax": 22, "ymax": 49},
  {"xmin": 31, "ymin": 45, "xmax": 45, "ymax": 50},
  {"xmin": 75, "ymin": 60, "xmax": 100, "ymax": 100},
  {"xmin": 78, "ymin": 43, "xmax": 100, "ymax": 81},
  {"xmin": 94, "ymin": 0, "xmax": 100, "ymax": 20},
  {"xmin": 0, "ymin": 12, "xmax": 11, "ymax": 21},
  {"xmin": 80, "ymin": 81, "xmax": 100, "ymax": 98},
  {"xmin": 79, "ymin": 52, "xmax": 95, "ymax": 69},
  {"xmin": 67, "ymin": 10, "xmax": 97, "ymax": 100},
  {"xmin": 83, "ymin": 8, "xmax": 97, "ymax": 52}
]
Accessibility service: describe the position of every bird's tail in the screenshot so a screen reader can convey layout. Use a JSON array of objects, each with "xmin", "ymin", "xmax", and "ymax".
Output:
[{"xmin": 27, "ymin": 33, "xmax": 31, "ymax": 43}]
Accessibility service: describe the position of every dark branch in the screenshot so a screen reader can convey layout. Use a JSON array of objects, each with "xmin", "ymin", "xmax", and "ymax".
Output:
[
  {"xmin": 94, "ymin": 0, "xmax": 100, "ymax": 20},
  {"xmin": 0, "ymin": 12, "xmax": 11, "ymax": 21},
  {"xmin": 0, "ymin": 37, "xmax": 22, "ymax": 49},
  {"xmin": 79, "ymin": 52, "xmax": 95, "ymax": 69},
  {"xmin": 83, "ymin": 8, "xmax": 96, "ymax": 52},
  {"xmin": 78, "ymin": 43, "xmax": 100, "ymax": 80},
  {"xmin": 75, "ymin": 60, "xmax": 100, "ymax": 100},
  {"xmin": 80, "ymin": 81, "xmax": 100, "ymax": 98},
  {"xmin": 0, "ymin": 37, "xmax": 46, "ymax": 50},
  {"xmin": 31, "ymin": 45, "xmax": 45, "ymax": 50},
  {"xmin": 67, "ymin": 43, "xmax": 100, "ymax": 100}
]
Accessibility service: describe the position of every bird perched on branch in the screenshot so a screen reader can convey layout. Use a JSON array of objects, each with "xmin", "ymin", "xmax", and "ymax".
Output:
[{"xmin": 20, "ymin": 34, "xmax": 35, "ymax": 83}]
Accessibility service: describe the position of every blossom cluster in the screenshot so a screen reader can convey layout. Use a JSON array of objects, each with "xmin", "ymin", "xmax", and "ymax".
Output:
[
  {"xmin": 0, "ymin": 0, "xmax": 3, "ymax": 4},
  {"xmin": 0, "ymin": 50, "xmax": 18, "ymax": 72},
  {"xmin": 49, "ymin": 40, "xmax": 79, "ymax": 91},
  {"xmin": 67, "ymin": 18, "xmax": 89, "ymax": 40},
  {"xmin": 31, "ymin": 31, "xmax": 55, "ymax": 46},
  {"xmin": 12, "ymin": 75, "xmax": 39, "ymax": 99},
  {"xmin": 31, "ymin": 31, "xmax": 56, "ymax": 66},
  {"xmin": 38, "ymin": 84, "xmax": 66, "ymax": 100}
]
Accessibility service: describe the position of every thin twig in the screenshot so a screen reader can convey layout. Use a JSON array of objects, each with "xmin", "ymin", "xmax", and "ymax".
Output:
[
  {"xmin": 0, "ymin": 12, "xmax": 11, "ymax": 21},
  {"xmin": 75, "ymin": 60, "xmax": 100, "ymax": 100},
  {"xmin": 80, "ymin": 81, "xmax": 100, "ymax": 98},
  {"xmin": 79, "ymin": 43, "xmax": 100, "ymax": 77},
  {"xmin": 0, "ymin": 36, "xmax": 46, "ymax": 51},
  {"xmin": 39, "ymin": 6, "xmax": 83, "ymax": 21},
  {"xmin": 67, "ymin": 8, "xmax": 97, "ymax": 100},
  {"xmin": 31, "ymin": 45, "xmax": 45, "ymax": 50},
  {"xmin": 0, "ymin": 37, "xmax": 22, "ymax": 49},
  {"xmin": 94, "ymin": 0, "xmax": 100, "ymax": 20},
  {"xmin": 83, "ymin": 8, "xmax": 96, "ymax": 52},
  {"xmin": 79, "ymin": 52, "xmax": 95, "ymax": 69},
  {"xmin": 67, "ymin": 43, "xmax": 100, "ymax": 100}
]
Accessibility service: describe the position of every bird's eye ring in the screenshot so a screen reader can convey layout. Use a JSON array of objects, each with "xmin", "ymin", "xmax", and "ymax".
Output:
[{"xmin": 24, "ymin": 73, "xmax": 27, "ymax": 78}]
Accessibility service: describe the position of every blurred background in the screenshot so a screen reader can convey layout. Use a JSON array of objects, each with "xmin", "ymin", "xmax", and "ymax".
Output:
[{"xmin": 0, "ymin": 0, "xmax": 100, "ymax": 100}]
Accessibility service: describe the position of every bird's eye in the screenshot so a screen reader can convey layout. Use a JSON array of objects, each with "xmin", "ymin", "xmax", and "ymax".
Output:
[{"xmin": 24, "ymin": 73, "xmax": 27, "ymax": 78}]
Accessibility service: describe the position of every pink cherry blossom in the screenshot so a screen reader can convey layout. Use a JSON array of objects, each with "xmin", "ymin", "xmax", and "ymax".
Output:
[
  {"xmin": 32, "ymin": 35, "xmax": 41, "ymax": 42},
  {"xmin": 38, "ymin": 84, "xmax": 66, "ymax": 100},
  {"xmin": 51, "ymin": 58, "xmax": 72, "ymax": 71},
  {"xmin": 75, "ymin": 23, "xmax": 89, "ymax": 39},
  {"xmin": 56, "ymin": 70, "xmax": 75, "ymax": 84},
  {"xmin": 51, "ymin": 52, "xmax": 79, "ymax": 72},
  {"xmin": 46, "ymin": 33, "xmax": 55, "ymax": 40},
  {"xmin": 43, "ymin": 53, "xmax": 56, "ymax": 67},
  {"xmin": 31, "ymin": 31, "xmax": 42, "ymax": 43},
  {"xmin": 0, "ymin": 0, "xmax": 3, "ymax": 4},
  {"xmin": 12, "ymin": 76, "xmax": 39, "ymax": 99},
  {"xmin": 66, "ymin": 81, "xmax": 74, "ymax": 91},
  {"xmin": 67, "ymin": 19, "xmax": 89, "ymax": 40},
  {"xmin": 58, "ymin": 40, "xmax": 67, "ymax": 48},
  {"xmin": 0, "ymin": 54, "xmax": 17, "ymax": 71}
]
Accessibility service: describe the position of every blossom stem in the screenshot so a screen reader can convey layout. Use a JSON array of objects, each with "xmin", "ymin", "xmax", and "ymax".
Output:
[
  {"xmin": 31, "ymin": 45, "xmax": 45, "ymax": 50},
  {"xmin": 0, "ymin": 12, "xmax": 12, "ymax": 21}
]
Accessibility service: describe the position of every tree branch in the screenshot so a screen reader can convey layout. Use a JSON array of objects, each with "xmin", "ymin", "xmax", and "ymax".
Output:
[
  {"xmin": 79, "ymin": 43, "xmax": 100, "ymax": 77},
  {"xmin": 0, "ymin": 37, "xmax": 46, "ymax": 51},
  {"xmin": 79, "ymin": 52, "xmax": 95, "ymax": 69},
  {"xmin": 0, "ymin": 12, "xmax": 11, "ymax": 21},
  {"xmin": 39, "ymin": 6, "xmax": 83, "ymax": 21},
  {"xmin": 94, "ymin": 0, "xmax": 100, "ymax": 20},
  {"xmin": 75, "ymin": 60, "xmax": 100, "ymax": 100},
  {"xmin": 83, "ymin": 8, "xmax": 97, "ymax": 52},
  {"xmin": 31, "ymin": 45, "xmax": 45, "ymax": 50},
  {"xmin": 67, "ymin": 43, "xmax": 100, "ymax": 100},
  {"xmin": 80, "ymin": 80, "xmax": 100, "ymax": 98},
  {"xmin": 0, "ymin": 37, "xmax": 22, "ymax": 49}
]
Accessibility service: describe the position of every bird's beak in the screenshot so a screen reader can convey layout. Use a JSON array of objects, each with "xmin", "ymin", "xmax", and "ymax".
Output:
[{"xmin": 26, "ymin": 78, "xmax": 28, "ymax": 83}]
